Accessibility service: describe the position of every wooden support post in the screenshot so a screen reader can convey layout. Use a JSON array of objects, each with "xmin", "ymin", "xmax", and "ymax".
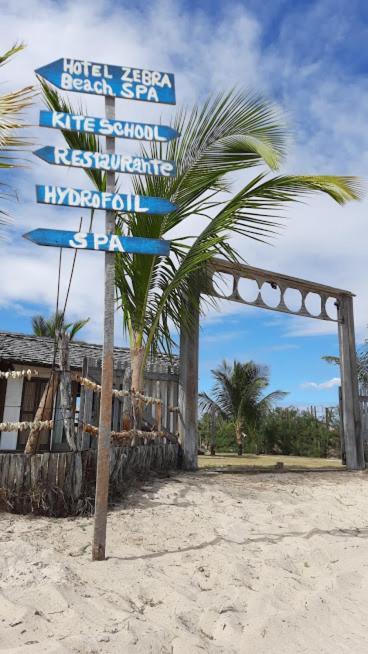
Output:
[
  {"xmin": 59, "ymin": 333, "xmax": 76, "ymax": 451},
  {"xmin": 338, "ymin": 295, "xmax": 364, "ymax": 470},
  {"xmin": 121, "ymin": 367, "xmax": 131, "ymax": 431},
  {"xmin": 92, "ymin": 96, "xmax": 115, "ymax": 561},
  {"xmin": 156, "ymin": 381, "xmax": 162, "ymax": 431},
  {"xmin": 178, "ymin": 304, "xmax": 199, "ymax": 470},
  {"xmin": 210, "ymin": 405, "xmax": 216, "ymax": 456}
]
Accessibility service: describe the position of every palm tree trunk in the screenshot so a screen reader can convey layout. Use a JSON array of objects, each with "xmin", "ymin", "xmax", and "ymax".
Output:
[
  {"xmin": 130, "ymin": 343, "xmax": 145, "ymax": 429},
  {"xmin": 236, "ymin": 422, "xmax": 243, "ymax": 456}
]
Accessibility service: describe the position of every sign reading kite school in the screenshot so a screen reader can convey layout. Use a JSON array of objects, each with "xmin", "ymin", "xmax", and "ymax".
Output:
[
  {"xmin": 34, "ymin": 146, "xmax": 177, "ymax": 177},
  {"xmin": 24, "ymin": 229, "xmax": 171, "ymax": 256},
  {"xmin": 36, "ymin": 58, "xmax": 176, "ymax": 104},
  {"xmin": 39, "ymin": 110, "xmax": 180, "ymax": 142},
  {"xmin": 36, "ymin": 185, "xmax": 177, "ymax": 214}
]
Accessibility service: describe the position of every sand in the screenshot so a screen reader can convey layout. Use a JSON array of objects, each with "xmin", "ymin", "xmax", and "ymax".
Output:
[{"xmin": 1, "ymin": 469, "xmax": 368, "ymax": 653}]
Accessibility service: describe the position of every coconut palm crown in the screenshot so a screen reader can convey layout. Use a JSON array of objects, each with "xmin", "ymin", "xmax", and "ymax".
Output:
[
  {"xmin": 40, "ymin": 81, "xmax": 362, "ymax": 400},
  {"xmin": 32, "ymin": 311, "xmax": 89, "ymax": 341},
  {"xmin": 0, "ymin": 43, "xmax": 35, "ymax": 227},
  {"xmin": 200, "ymin": 360, "xmax": 287, "ymax": 454}
]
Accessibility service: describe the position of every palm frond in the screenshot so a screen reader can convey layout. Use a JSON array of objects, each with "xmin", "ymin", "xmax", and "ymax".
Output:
[{"xmin": 39, "ymin": 81, "xmax": 106, "ymax": 190}]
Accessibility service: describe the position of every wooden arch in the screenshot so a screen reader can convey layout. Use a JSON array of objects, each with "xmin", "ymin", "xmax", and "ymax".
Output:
[{"xmin": 178, "ymin": 258, "xmax": 364, "ymax": 471}]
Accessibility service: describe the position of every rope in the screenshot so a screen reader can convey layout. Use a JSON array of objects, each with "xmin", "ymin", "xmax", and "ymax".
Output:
[
  {"xmin": 77, "ymin": 376, "xmax": 163, "ymax": 405},
  {"xmin": 0, "ymin": 420, "xmax": 54, "ymax": 432},
  {"xmin": 84, "ymin": 423, "xmax": 168, "ymax": 445},
  {"xmin": 0, "ymin": 370, "xmax": 38, "ymax": 380},
  {"xmin": 62, "ymin": 216, "xmax": 83, "ymax": 317}
]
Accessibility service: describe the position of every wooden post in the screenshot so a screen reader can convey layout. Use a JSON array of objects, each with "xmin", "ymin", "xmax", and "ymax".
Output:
[
  {"xmin": 59, "ymin": 332, "xmax": 76, "ymax": 451},
  {"xmin": 210, "ymin": 405, "xmax": 216, "ymax": 456},
  {"xmin": 92, "ymin": 96, "xmax": 115, "ymax": 561},
  {"xmin": 121, "ymin": 367, "xmax": 131, "ymax": 431},
  {"xmin": 337, "ymin": 295, "xmax": 364, "ymax": 470},
  {"xmin": 178, "ymin": 304, "xmax": 199, "ymax": 470}
]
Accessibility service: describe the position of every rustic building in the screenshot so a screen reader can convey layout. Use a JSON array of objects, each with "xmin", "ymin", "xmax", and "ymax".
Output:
[{"xmin": 0, "ymin": 331, "xmax": 179, "ymax": 452}]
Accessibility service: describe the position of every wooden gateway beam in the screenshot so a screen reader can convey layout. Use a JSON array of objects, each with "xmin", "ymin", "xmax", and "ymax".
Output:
[{"xmin": 178, "ymin": 258, "xmax": 364, "ymax": 471}]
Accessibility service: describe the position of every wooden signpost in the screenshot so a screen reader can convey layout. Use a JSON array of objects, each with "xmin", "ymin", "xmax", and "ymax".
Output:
[
  {"xmin": 35, "ymin": 58, "xmax": 176, "ymax": 104},
  {"xmin": 34, "ymin": 146, "xmax": 177, "ymax": 177},
  {"xmin": 24, "ymin": 228, "xmax": 171, "ymax": 256},
  {"xmin": 39, "ymin": 110, "xmax": 180, "ymax": 142},
  {"xmin": 26, "ymin": 56, "xmax": 178, "ymax": 561}
]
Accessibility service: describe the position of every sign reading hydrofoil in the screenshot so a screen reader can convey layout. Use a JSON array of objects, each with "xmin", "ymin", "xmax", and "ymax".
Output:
[
  {"xmin": 35, "ymin": 146, "xmax": 176, "ymax": 177},
  {"xmin": 36, "ymin": 58, "xmax": 176, "ymax": 104},
  {"xmin": 24, "ymin": 229, "xmax": 170, "ymax": 256},
  {"xmin": 36, "ymin": 185, "xmax": 177, "ymax": 214}
]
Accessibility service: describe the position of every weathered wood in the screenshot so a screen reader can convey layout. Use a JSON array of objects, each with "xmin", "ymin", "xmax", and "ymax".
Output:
[
  {"xmin": 93, "ymin": 95, "xmax": 116, "ymax": 562},
  {"xmin": 59, "ymin": 333, "xmax": 77, "ymax": 451},
  {"xmin": 24, "ymin": 370, "xmax": 59, "ymax": 454},
  {"xmin": 178, "ymin": 302, "xmax": 199, "ymax": 471},
  {"xmin": 338, "ymin": 296, "xmax": 364, "ymax": 469},
  {"xmin": 0, "ymin": 443, "xmax": 178, "ymax": 515}
]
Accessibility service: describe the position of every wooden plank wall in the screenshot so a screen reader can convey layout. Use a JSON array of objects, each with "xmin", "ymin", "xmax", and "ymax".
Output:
[
  {"xmin": 76, "ymin": 357, "xmax": 179, "ymax": 451},
  {"xmin": 0, "ymin": 443, "xmax": 179, "ymax": 516}
]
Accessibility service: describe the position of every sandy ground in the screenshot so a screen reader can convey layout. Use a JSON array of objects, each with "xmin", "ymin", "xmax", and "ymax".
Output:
[{"xmin": 1, "ymin": 470, "xmax": 368, "ymax": 653}]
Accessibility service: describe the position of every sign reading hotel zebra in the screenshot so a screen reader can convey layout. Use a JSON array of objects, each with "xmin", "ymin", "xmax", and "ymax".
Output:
[
  {"xmin": 35, "ymin": 58, "xmax": 176, "ymax": 103},
  {"xmin": 26, "ymin": 55, "xmax": 178, "ymax": 562}
]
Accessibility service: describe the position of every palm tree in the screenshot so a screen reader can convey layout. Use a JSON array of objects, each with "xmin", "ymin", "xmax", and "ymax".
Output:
[
  {"xmin": 0, "ymin": 44, "xmax": 35, "ymax": 229},
  {"xmin": 323, "ymin": 348, "xmax": 368, "ymax": 392},
  {"xmin": 32, "ymin": 311, "xmax": 89, "ymax": 341},
  {"xmin": 200, "ymin": 360, "xmax": 287, "ymax": 455},
  {"xmin": 40, "ymin": 83, "xmax": 362, "ymax": 419}
]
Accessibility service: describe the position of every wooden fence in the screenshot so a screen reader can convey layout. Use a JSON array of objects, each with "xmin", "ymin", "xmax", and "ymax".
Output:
[
  {"xmin": 0, "ymin": 442, "xmax": 179, "ymax": 516},
  {"xmin": 52, "ymin": 356, "xmax": 180, "ymax": 451},
  {"xmin": 360, "ymin": 395, "xmax": 368, "ymax": 446}
]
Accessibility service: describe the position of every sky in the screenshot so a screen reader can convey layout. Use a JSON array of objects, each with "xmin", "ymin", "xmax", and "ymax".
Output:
[{"xmin": 0, "ymin": 0, "xmax": 367, "ymax": 408}]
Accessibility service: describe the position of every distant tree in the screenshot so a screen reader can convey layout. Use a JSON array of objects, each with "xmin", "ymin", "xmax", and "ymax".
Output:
[
  {"xmin": 199, "ymin": 360, "xmax": 287, "ymax": 455},
  {"xmin": 323, "ymin": 345, "xmax": 368, "ymax": 391},
  {"xmin": 0, "ymin": 44, "xmax": 35, "ymax": 230},
  {"xmin": 32, "ymin": 311, "xmax": 89, "ymax": 341},
  {"xmin": 258, "ymin": 407, "xmax": 341, "ymax": 458}
]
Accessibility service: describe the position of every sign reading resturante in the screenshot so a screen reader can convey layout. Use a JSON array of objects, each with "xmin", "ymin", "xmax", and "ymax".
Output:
[
  {"xmin": 34, "ymin": 146, "xmax": 177, "ymax": 177},
  {"xmin": 36, "ymin": 58, "xmax": 176, "ymax": 104}
]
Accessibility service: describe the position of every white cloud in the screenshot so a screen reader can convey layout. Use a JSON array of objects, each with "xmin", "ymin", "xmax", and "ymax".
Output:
[
  {"xmin": 0, "ymin": 0, "xmax": 367, "ymax": 349},
  {"xmin": 301, "ymin": 377, "xmax": 341, "ymax": 390}
]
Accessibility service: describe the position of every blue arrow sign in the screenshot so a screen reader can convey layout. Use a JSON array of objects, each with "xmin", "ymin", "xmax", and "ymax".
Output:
[
  {"xmin": 23, "ymin": 228, "xmax": 170, "ymax": 256},
  {"xmin": 39, "ymin": 110, "xmax": 180, "ymax": 143},
  {"xmin": 35, "ymin": 58, "xmax": 176, "ymax": 104},
  {"xmin": 34, "ymin": 146, "xmax": 177, "ymax": 177},
  {"xmin": 36, "ymin": 185, "xmax": 177, "ymax": 214}
]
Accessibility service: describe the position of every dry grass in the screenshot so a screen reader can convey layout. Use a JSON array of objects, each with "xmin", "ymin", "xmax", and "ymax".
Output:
[{"xmin": 198, "ymin": 452, "xmax": 344, "ymax": 470}]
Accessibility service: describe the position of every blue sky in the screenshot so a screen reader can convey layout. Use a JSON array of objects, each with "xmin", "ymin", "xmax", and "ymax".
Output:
[{"xmin": 0, "ymin": 0, "xmax": 367, "ymax": 408}]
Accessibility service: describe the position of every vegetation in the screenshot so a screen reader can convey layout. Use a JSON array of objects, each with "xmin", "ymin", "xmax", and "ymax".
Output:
[
  {"xmin": 0, "ymin": 44, "xmax": 34, "ymax": 229},
  {"xmin": 199, "ymin": 405, "xmax": 341, "ymax": 459},
  {"xmin": 40, "ymin": 82, "xmax": 362, "ymax": 420},
  {"xmin": 199, "ymin": 360, "xmax": 287, "ymax": 454},
  {"xmin": 323, "ymin": 345, "xmax": 368, "ymax": 390},
  {"xmin": 32, "ymin": 311, "xmax": 89, "ymax": 341}
]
